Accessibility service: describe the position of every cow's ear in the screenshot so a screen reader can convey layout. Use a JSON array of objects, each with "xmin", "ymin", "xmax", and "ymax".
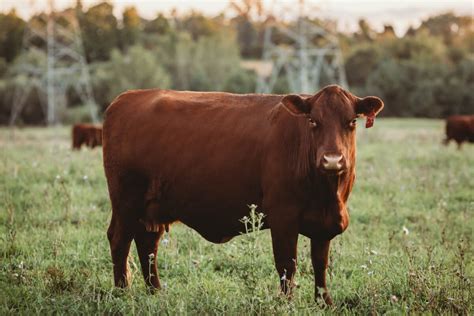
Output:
[
  {"xmin": 281, "ymin": 94, "xmax": 310, "ymax": 116},
  {"xmin": 355, "ymin": 96, "xmax": 384, "ymax": 128}
]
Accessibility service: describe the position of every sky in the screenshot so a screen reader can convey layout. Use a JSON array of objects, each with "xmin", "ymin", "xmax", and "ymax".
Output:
[{"xmin": 1, "ymin": 0, "xmax": 472, "ymax": 35}]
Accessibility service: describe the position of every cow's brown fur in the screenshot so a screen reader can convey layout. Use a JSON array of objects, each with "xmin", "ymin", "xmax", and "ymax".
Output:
[
  {"xmin": 444, "ymin": 115, "xmax": 474, "ymax": 149},
  {"xmin": 102, "ymin": 85, "xmax": 383, "ymax": 303},
  {"xmin": 72, "ymin": 124, "xmax": 103, "ymax": 150}
]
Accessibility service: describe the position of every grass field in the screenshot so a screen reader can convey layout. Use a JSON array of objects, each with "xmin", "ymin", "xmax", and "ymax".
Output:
[{"xmin": 1, "ymin": 119, "xmax": 473, "ymax": 314}]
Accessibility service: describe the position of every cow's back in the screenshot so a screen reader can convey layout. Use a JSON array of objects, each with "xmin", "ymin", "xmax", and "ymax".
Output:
[
  {"xmin": 103, "ymin": 89, "xmax": 281, "ymax": 172},
  {"xmin": 446, "ymin": 115, "xmax": 474, "ymax": 143}
]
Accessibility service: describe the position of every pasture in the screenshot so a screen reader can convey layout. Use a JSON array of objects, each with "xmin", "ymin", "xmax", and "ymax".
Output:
[{"xmin": 1, "ymin": 119, "xmax": 472, "ymax": 314}]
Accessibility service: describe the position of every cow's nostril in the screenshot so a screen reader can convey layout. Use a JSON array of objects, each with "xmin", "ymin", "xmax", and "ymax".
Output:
[{"xmin": 322, "ymin": 154, "xmax": 344, "ymax": 170}]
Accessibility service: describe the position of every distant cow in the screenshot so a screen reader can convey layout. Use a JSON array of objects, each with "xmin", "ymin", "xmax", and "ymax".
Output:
[
  {"xmin": 443, "ymin": 115, "xmax": 474, "ymax": 149},
  {"xmin": 72, "ymin": 124, "xmax": 102, "ymax": 150},
  {"xmin": 102, "ymin": 85, "xmax": 384, "ymax": 304}
]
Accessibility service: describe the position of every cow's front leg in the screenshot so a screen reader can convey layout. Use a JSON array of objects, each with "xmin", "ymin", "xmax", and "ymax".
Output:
[
  {"xmin": 269, "ymin": 214, "xmax": 299, "ymax": 296},
  {"xmin": 311, "ymin": 239, "xmax": 333, "ymax": 305}
]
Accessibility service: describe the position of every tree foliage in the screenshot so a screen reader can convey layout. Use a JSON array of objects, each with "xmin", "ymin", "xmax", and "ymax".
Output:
[
  {"xmin": 80, "ymin": 2, "xmax": 119, "ymax": 61},
  {"xmin": 0, "ymin": 2, "xmax": 472, "ymax": 124},
  {"xmin": 120, "ymin": 6, "xmax": 141, "ymax": 50},
  {"xmin": 0, "ymin": 10, "xmax": 25, "ymax": 63},
  {"xmin": 92, "ymin": 45, "xmax": 171, "ymax": 110},
  {"xmin": 348, "ymin": 22, "xmax": 473, "ymax": 117}
]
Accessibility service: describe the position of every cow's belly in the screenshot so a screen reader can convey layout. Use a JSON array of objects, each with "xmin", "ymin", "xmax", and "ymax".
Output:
[
  {"xmin": 179, "ymin": 215, "xmax": 242, "ymax": 244},
  {"xmin": 171, "ymin": 204, "xmax": 267, "ymax": 244},
  {"xmin": 143, "ymin": 174, "xmax": 265, "ymax": 243}
]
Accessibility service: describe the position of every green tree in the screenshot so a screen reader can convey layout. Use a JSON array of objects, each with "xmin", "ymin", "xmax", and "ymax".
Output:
[
  {"xmin": 0, "ymin": 10, "xmax": 26, "ymax": 62},
  {"xmin": 92, "ymin": 45, "xmax": 171, "ymax": 109},
  {"xmin": 434, "ymin": 58, "xmax": 474, "ymax": 116},
  {"xmin": 232, "ymin": 16, "xmax": 259, "ymax": 58},
  {"xmin": 230, "ymin": 0, "xmax": 264, "ymax": 58},
  {"xmin": 345, "ymin": 44, "xmax": 381, "ymax": 87},
  {"xmin": 190, "ymin": 31, "xmax": 242, "ymax": 90},
  {"xmin": 178, "ymin": 12, "xmax": 220, "ymax": 40},
  {"xmin": 121, "ymin": 6, "xmax": 141, "ymax": 50},
  {"xmin": 144, "ymin": 13, "xmax": 171, "ymax": 35},
  {"xmin": 418, "ymin": 13, "xmax": 471, "ymax": 45},
  {"xmin": 356, "ymin": 19, "xmax": 375, "ymax": 42},
  {"xmin": 80, "ymin": 2, "xmax": 119, "ymax": 61}
]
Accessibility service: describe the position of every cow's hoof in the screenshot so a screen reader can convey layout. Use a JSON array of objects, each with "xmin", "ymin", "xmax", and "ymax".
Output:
[
  {"xmin": 316, "ymin": 293, "xmax": 333, "ymax": 307},
  {"xmin": 146, "ymin": 285, "xmax": 160, "ymax": 295}
]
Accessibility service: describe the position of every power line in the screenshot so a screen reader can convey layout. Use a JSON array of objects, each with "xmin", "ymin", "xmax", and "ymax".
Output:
[
  {"xmin": 9, "ymin": 0, "xmax": 98, "ymax": 126},
  {"xmin": 256, "ymin": 0, "xmax": 347, "ymax": 94}
]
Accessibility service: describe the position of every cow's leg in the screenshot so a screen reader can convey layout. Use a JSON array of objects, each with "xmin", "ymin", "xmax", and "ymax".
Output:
[
  {"xmin": 78, "ymin": 137, "xmax": 85, "ymax": 149},
  {"xmin": 311, "ymin": 239, "xmax": 333, "ymax": 305},
  {"xmin": 269, "ymin": 214, "xmax": 299, "ymax": 296},
  {"xmin": 87, "ymin": 133, "xmax": 95, "ymax": 149},
  {"xmin": 135, "ymin": 226, "xmax": 164, "ymax": 291},
  {"xmin": 107, "ymin": 213, "xmax": 134, "ymax": 288},
  {"xmin": 106, "ymin": 174, "xmax": 147, "ymax": 288}
]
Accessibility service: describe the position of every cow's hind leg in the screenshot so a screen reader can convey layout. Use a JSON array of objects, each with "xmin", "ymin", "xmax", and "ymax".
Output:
[
  {"xmin": 135, "ymin": 226, "xmax": 164, "ymax": 291},
  {"xmin": 107, "ymin": 213, "xmax": 134, "ymax": 288},
  {"xmin": 106, "ymin": 175, "xmax": 147, "ymax": 288}
]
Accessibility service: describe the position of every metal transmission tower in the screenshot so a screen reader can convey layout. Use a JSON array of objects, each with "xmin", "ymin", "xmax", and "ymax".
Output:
[
  {"xmin": 9, "ymin": 0, "xmax": 98, "ymax": 125},
  {"xmin": 256, "ymin": 0, "xmax": 347, "ymax": 94}
]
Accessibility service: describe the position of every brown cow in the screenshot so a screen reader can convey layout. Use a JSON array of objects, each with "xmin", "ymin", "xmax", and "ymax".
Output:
[
  {"xmin": 102, "ymin": 85, "xmax": 384, "ymax": 304},
  {"xmin": 72, "ymin": 124, "xmax": 102, "ymax": 150},
  {"xmin": 443, "ymin": 115, "xmax": 474, "ymax": 149}
]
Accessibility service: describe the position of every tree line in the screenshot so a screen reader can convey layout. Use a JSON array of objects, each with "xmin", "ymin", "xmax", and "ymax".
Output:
[{"xmin": 0, "ymin": 1, "xmax": 472, "ymax": 124}]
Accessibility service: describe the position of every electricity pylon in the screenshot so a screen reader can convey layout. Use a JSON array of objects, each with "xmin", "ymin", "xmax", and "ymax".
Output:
[
  {"xmin": 257, "ymin": 0, "xmax": 347, "ymax": 94},
  {"xmin": 9, "ymin": 0, "xmax": 98, "ymax": 125}
]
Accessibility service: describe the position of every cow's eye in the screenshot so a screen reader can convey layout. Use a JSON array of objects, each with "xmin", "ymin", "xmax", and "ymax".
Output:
[
  {"xmin": 349, "ymin": 118, "xmax": 357, "ymax": 128},
  {"xmin": 309, "ymin": 118, "xmax": 318, "ymax": 128}
]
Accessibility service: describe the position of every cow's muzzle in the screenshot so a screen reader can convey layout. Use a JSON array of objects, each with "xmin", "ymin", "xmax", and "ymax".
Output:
[{"xmin": 320, "ymin": 154, "xmax": 345, "ymax": 174}]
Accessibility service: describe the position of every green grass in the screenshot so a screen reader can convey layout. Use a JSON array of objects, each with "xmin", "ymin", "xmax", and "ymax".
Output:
[{"xmin": 1, "ymin": 119, "xmax": 473, "ymax": 314}]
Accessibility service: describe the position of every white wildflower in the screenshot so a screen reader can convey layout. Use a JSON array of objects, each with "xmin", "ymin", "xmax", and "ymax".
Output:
[
  {"xmin": 402, "ymin": 226, "xmax": 409, "ymax": 235},
  {"xmin": 390, "ymin": 295, "xmax": 398, "ymax": 303},
  {"xmin": 83, "ymin": 175, "xmax": 88, "ymax": 181}
]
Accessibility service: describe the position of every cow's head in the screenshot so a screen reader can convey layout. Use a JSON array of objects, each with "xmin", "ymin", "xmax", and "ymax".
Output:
[{"xmin": 280, "ymin": 85, "xmax": 383, "ymax": 176}]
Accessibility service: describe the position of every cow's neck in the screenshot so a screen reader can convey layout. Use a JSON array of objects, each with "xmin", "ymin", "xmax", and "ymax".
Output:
[
  {"xmin": 306, "ymin": 172, "xmax": 351, "ymax": 239},
  {"xmin": 317, "ymin": 174, "xmax": 345, "ymax": 210}
]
